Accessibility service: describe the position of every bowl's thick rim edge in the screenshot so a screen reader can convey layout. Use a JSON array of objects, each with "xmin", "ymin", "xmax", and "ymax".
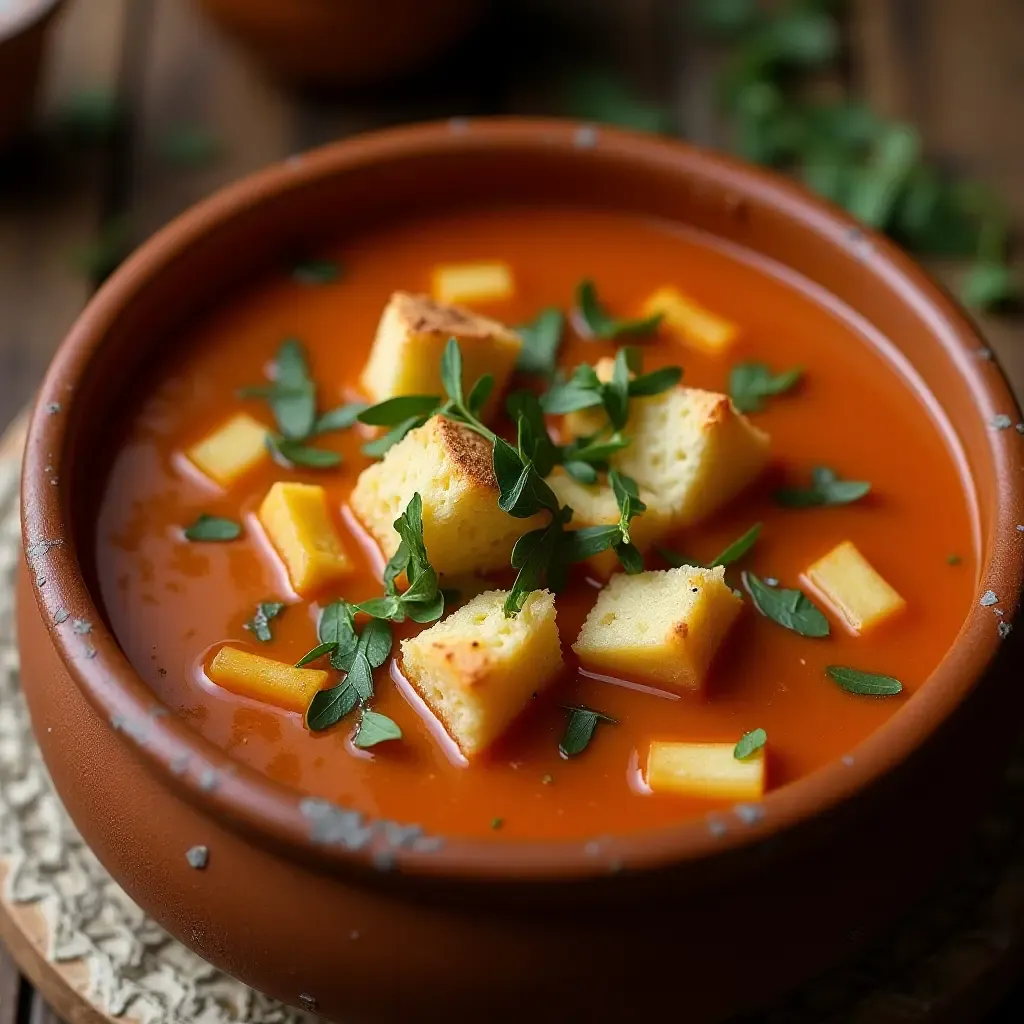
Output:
[{"xmin": 20, "ymin": 116, "xmax": 1024, "ymax": 883}]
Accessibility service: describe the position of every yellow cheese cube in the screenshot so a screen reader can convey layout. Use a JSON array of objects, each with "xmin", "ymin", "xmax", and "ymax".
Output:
[
  {"xmin": 565, "ymin": 359, "xmax": 770, "ymax": 531},
  {"xmin": 547, "ymin": 467, "xmax": 671, "ymax": 577},
  {"xmin": 641, "ymin": 285, "xmax": 738, "ymax": 356},
  {"xmin": 186, "ymin": 412, "xmax": 269, "ymax": 488},
  {"xmin": 647, "ymin": 741, "xmax": 765, "ymax": 800},
  {"xmin": 208, "ymin": 646, "xmax": 327, "ymax": 714},
  {"xmin": 432, "ymin": 261, "xmax": 514, "ymax": 306},
  {"xmin": 804, "ymin": 540, "xmax": 905, "ymax": 634},
  {"xmin": 400, "ymin": 590, "xmax": 562, "ymax": 757},
  {"xmin": 350, "ymin": 415, "xmax": 546, "ymax": 578},
  {"xmin": 360, "ymin": 292, "xmax": 521, "ymax": 417},
  {"xmin": 573, "ymin": 565, "xmax": 742, "ymax": 694},
  {"xmin": 258, "ymin": 482, "xmax": 353, "ymax": 596}
]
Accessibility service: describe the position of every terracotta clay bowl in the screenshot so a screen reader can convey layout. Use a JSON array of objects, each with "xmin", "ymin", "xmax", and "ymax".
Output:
[
  {"xmin": 16, "ymin": 120, "xmax": 1024, "ymax": 1023},
  {"xmin": 0, "ymin": 0, "xmax": 63, "ymax": 147},
  {"xmin": 191, "ymin": 0, "xmax": 484, "ymax": 89}
]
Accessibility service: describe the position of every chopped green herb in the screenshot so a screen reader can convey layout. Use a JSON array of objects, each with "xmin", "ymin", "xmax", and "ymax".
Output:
[
  {"xmin": 239, "ymin": 338, "xmax": 317, "ymax": 440},
  {"xmin": 734, "ymin": 727, "xmax": 767, "ymax": 760},
  {"xmin": 361, "ymin": 417, "xmax": 428, "ymax": 458},
  {"xmin": 826, "ymin": 666, "xmax": 903, "ymax": 697},
  {"xmin": 184, "ymin": 514, "xmax": 242, "ymax": 542},
  {"xmin": 491, "ymin": 817, "xmax": 504, "ymax": 830},
  {"xmin": 947, "ymin": 554, "xmax": 962, "ymax": 566},
  {"xmin": 352, "ymin": 710, "xmax": 402, "ymax": 749},
  {"xmin": 161, "ymin": 126, "xmax": 221, "ymax": 168},
  {"xmin": 315, "ymin": 402, "xmax": 367, "ymax": 434},
  {"xmin": 729, "ymin": 362, "xmax": 802, "ymax": 413},
  {"xmin": 774, "ymin": 467, "xmax": 870, "ymax": 508},
  {"xmin": 295, "ymin": 642, "xmax": 336, "ymax": 667},
  {"xmin": 306, "ymin": 681, "xmax": 359, "ymax": 731},
  {"xmin": 845, "ymin": 124, "xmax": 920, "ymax": 228},
  {"xmin": 610, "ymin": 470, "xmax": 646, "ymax": 551},
  {"xmin": 961, "ymin": 260, "xmax": 1020, "ymax": 312},
  {"xmin": 559, "ymin": 705, "xmax": 617, "ymax": 757},
  {"xmin": 292, "ymin": 259, "xmax": 342, "ymax": 285},
  {"xmin": 575, "ymin": 280, "xmax": 662, "ymax": 340},
  {"xmin": 358, "ymin": 394, "xmax": 443, "ymax": 427},
  {"xmin": 243, "ymin": 601, "xmax": 285, "ymax": 643},
  {"xmin": 710, "ymin": 523, "xmax": 762, "ymax": 568},
  {"xmin": 742, "ymin": 571, "xmax": 829, "ymax": 637},
  {"xmin": 515, "ymin": 308, "xmax": 565, "ymax": 378},
  {"xmin": 267, "ymin": 435, "xmax": 342, "ymax": 469}
]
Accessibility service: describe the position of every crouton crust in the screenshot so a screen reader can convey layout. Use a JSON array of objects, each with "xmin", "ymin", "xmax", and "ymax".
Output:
[{"xmin": 436, "ymin": 417, "xmax": 496, "ymax": 490}]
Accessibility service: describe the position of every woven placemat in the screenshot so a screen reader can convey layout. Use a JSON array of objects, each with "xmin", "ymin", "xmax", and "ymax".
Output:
[{"xmin": 0, "ymin": 426, "xmax": 1021, "ymax": 1024}]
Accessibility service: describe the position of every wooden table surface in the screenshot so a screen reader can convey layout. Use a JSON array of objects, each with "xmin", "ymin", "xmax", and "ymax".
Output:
[{"xmin": 0, "ymin": 1, "xmax": 1021, "ymax": 1021}]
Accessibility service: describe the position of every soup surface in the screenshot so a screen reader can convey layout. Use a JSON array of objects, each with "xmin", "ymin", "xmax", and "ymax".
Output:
[{"xmin": 96, "ymin": 205, "xmax": 977, "ymax": 841}]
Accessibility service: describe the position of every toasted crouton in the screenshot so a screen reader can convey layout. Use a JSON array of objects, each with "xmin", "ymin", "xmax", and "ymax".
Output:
[
  {"xmin": 641, "ymin": 286, "xmax": 739, "ymax": 356},
  {"xmin": 804, "ymin": 540, "xmax": 905, "ymax": 635},
  {"xmin": 547, "ymin": 467, "xmax": 670, "ymax": 577},
  {"xmin": 432, "ymin": 261, "xmax": 514, "ymax": 306},
  {"xmin": 400, "ymin": 590, "xmax": 563, "ymax": 757},
  {"xmin": 573, "ymin": 565, "xmax": 742, "ymax": 693},
  {"xmin": 564, "ymin": 358, "xmax": 769, "ymax": 529},
  {"xmin": 186, "ymin": 412, "xmax": 269, "ymax": 488},
  {"xmin": 647, "ymin": 741, "xmax": 765, "ymax": 800},
  {"xmin": 350, "ymin": 415, "xmax": 546, "ymax": 577},
  {"xmin": 360, "ymin": 292, "xmax": 521, "ymax": 417}
]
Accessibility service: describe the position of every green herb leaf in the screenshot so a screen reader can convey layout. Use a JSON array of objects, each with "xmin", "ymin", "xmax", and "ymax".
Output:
[
  {"xmin": 315, "ymin": 402, "xmax": 367, "ymax": 434},
  {"xmin": 184, "ymin": 514, "xmax": 242, "ymax": 542},
  {"xmin": 292, "ymin": 259, "xmax": 341, "ymax": 285},
  {"xmin": 560, "ymin": 524, "xmax": 622, "ymax": 563},
  {"xmin": 845, "ymin": 123, "xmax": 919, "ymax": 229},
  {"xmin": 440, "ymin": 337, "xmax": 464, "ymax": 405},
  {"xmin": 306, "ymin": 681, "xmax": 359, "ymax": 731},
  {"xmin": 628, "ymin": 365, "xmax": 683, "ymax": 397},
  {"xmin": 826, "ymin": 665, "xmax": 903, "ymax": 696},
  {"xmin": 540, "ymin": 365, "xmax": 605, "ymax": 415},
  {"xmin": 710, "ymin": 523, "xmax": 761, "ymax": 568},
  {"xmin": 576, "ymin": 280, "xmax": 663, "ymax": 340},
  {"xmin": 507, "ymin": 391, "xmax": 560, "ymax": 477},
  {"xmin": 243, "ymin": 601, "xmax": 285, "ymax": 643},
  {"xmin": 346, "ymin": 651, "xmax": 375, "ymax": 702},
  {"xmin": 609, "ymin": 469, "xmax": 646, "ymax": 546},
  {"xmin": 515, "ymin": 308, "xmax": 565, "ymax": 377},
  {"xmin": 352, "ymin": 710, "xmax": 402, "ymax": 749},
  {"xmin": 563, "ymin": 71, "xmax": 673, "ymax": 134},
  {"xmin": 238, "ymin": 338, "xmax": 318, "ymax": 440},
  {"xmin": 361, "ymin": 416, "xmax": 427, "ymax": 458},
  {"xmin": 774, "ymin": 466, "xmax": 870, "ymax": 508},
  {"xmin": 615, "ymin": 541, "xmax": 645, "ymax": 574},
  {"xmin": 295, "ymin": 642, "xmax": 336, "ymax": 667},
  {"xmin": 267, "ymin": 435, "xmax": 342, "ymax": 469},
  {"xmin": 319, "ymin": 601, "xmax": 356, "ymax": 646},
  {"xmin": 743, "ymin": 571, "xmax": 830, "ymax": 637},
  {"xmin": 947, "ymin": 554, "xmax": 962, "ymax": 566},
  {"xmin": 655, "ymin": 545, "xmax": 696, "ymax": 569},
  {"xmin": 559, "ymin": 705, "xmax": 617, "ymax": 757},
  {"xmin": 734, "ymin": 727, "xmax": 767, "ymax": 760},
  {"xmin": 561, "ymin": 431, "xmax": 630, "ymax": 465},
  {"xmin": 467, "ymin": 374, "xmax": 495, "ymax": 416},
  {"xmin": 563, "ymin": 460, "xmax": 599, "ymax": 484},
  {"xmin": 961, "ymin": 260, "xmax": 1020, "ymax": 312},
  {"xmin": 729, "ymin": 362, "xmax": 802, "ymax": 413},
  {"xmin": 357, "ymin": 395, "xmax": 442, "ymax": 427},
  {"xmin": 505, "ymin": 519, "xmax": 564, "ymax": 616}
]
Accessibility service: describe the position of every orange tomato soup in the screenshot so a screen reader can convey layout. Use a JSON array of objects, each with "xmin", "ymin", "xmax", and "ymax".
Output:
[{"xmin": 95, "ymin": 206, "xmax": 977, "ymax": 840}]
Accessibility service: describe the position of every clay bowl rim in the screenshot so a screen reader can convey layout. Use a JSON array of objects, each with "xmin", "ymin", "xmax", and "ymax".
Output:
[{"xmin": 21, "ymin": 117, "xmax": 1024, "ymax": 883}]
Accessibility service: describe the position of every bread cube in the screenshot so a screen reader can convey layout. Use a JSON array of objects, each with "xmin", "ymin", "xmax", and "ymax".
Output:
[
  {"xmin": 804, "ymin": 540, "xmax": 905, "ymax": 634},
  {"xmin": 547, "ymin": 467, "xmax": 670, "ymax": 577},
  {"xmin": 208, "ymin": 646, "xmax": 327, "ymax": 714},
  {"xmin": 186, "ymin": 412, "xmax": 269, "ymax": 488},
  {"xmin": 647, "ymin": 741, "xmax": 765, "ymax": 800},
  {"xmin": 641, "ymin": 286, "xmax": 738, "ymax": 356},
  {"xmin": 400, "ymin": 590, "xmax": 562, "ymax": 757},
  {"xmin": 258, "ymin": 482, "xmax": 353, "ymax": 596},
  {"xmin": 360, "ymin": 292, "xmax": 521, "ymax": 417},
  {"xmin": 350, "ymin": 415, "xmax": 546, "ymax": 578},
  {"xmin": 565, "ymin": 361, "xmax": 769, "ymax": 530},
  {"xmin": 573, "ymin": 565, "xmax": 742, "ymax": 693},
  {"xmin": 432, "ymin": 261, "xmax": 514, "ymax": 306}
]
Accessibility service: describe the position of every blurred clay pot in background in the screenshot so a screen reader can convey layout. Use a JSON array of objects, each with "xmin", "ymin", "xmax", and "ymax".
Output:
[
  {"xmin": 0, "ymin": 0, "xmax": 64, "ymax": 147},
  {"xmin": 192, "ymin": 0, "xmax": 485, "ymax": 89}
]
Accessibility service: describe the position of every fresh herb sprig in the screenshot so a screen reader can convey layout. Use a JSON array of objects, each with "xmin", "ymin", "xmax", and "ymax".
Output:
[
  {"xmin": 734, "ymin": 727, "xmax": 767, "ymax": 760},
  {"xmin": 184, "ymin": 514, "xmax": 241, "ymax": 542},
  {"xmin": 827, "ymin": 666, "xmax": 903, "ymax": 697},
  {"xmin": 244, "ymin": 601, "xmax": 284, "ymax": 643},
  {"xmin": 515, "ymin": 308, "xmax": 565, "ymax": 378},
  {"xmin": 742, "ymin": 571, "xmax": 829, "ymax": 637},
  {"xmin": 559, "ymin": 705, "xmax": 618, "ymax": 757},
  {"xmin": 575, "ymin": 280, "xmax": 663, "ymax": 340},
  {"xmin": 774, "ymin": 467, "xmax": 870, "ymax": 508},
  {"xmin": 659, "ymin": 522, "xmax": 761, "ymax": 571},
  {"xmin": 729, "ymin": 362, "xmax": 802, "ymax": 413}
]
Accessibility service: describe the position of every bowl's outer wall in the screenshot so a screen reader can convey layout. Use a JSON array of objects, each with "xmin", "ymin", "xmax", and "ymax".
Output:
[{"xmin": 16, "ymin": 123, "xmax": 1024, "ymax": 1021}]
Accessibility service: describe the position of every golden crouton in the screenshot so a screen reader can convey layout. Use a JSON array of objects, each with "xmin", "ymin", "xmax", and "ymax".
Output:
[
  {"xmin": 208, "ymin": 646, "xmax": 327, "ymax": 714},
  {"xmin": 565, "ymin": 358, "xmax": 769, "ymax": 529},
  {"xmin": 647, "ymin": 741, "xmax": 765, "ymax": 800},
  {"xmin": 258, "ymin": 482, "xmax": 353, "ymax": 596},
  {"xmin": 804, "ymin": 540, "xmax": 905, "ymax": 634},
  {"xmin": 641, "ymin": 286, "xmax": 739, "ymax": 356},
  {"xmin": 186, "ymin": 412, "xmax": 269, "ymax": 488},
  {"xmin": 573, "ymin": 565, "xmax": 742, "ymax": 693},
  {"xmin": 432, "ymin": 261, "xmax": 514, "ymax": 306},
  {"xmin": 350, "ymin": 415, "xmax": 546, "ymax": 578},
  {"xmin": 400, "ymin": 590, "xmax": 563, "ymax": 757},
  {"xmin": 547, "ymin": 467, "xmax": 670, "ymax": 577},
  {"xmin": 360, "ymin": 292, "xmax": 521, "ymax": 416}
]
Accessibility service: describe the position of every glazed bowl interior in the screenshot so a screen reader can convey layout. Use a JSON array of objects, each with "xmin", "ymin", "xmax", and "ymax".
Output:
[{"xmin": 24, "ymin": 118, "xmax": 1023, "ymax": 881}]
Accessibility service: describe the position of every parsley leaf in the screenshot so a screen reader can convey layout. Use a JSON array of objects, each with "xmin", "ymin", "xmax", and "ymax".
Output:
[
  {"xmin": 361, "ymin": 416, "xmax": 430, "ymax": 458},
  {"xmin": 515, "ymin": 308, "xmax": 565, "ymax": 377},
  {"xmin": 295, "ymin": 642, "xmax": 336, "ymax": 667},
  {"xmin": 742, "ymin": 571, "xmax": 830, "ymax": 637},
  {"xmin": 774, "ymin": 467, "xmax": 870, "ymax": 508},
  {"xmin": 239, "ymin": 338, "xmax": 317, "ymax": 440},
  {"xmin": 826, "ymin": 665, "xmax": 903, "ymax": 696},
  {"xmin": 352, "ymin": 710, "xmax": 402, "ymax": 749},
  {"xmin": 305, "ymin": 681, "xmax": 358, "ymax": 731},
  {"xmin": 729, "ymin": 362, "xmax": 802, "ymax": 413},
  {"xmin": 710, "ymin": 522, "xmax": 761, "ymax": 568},
  {"xmin": 184, "ymin": 514, "xmax": 242, "ymax": 542},
  {"xmin": 609, "ymin": 470, "xmax": 646, "ymax": 549},
  {"xmin": 575, "ymin": 279, "xmax": 663, "ymax": 340},
  {"xmin": 315, "ymin": 402, "xmax": 367, "ymax": 434},
  {"xmin": 243, "ymin": 601, "xmax": 285, "ymax": 643},
  {"xmin": 734, "ymin": 727, "xmax": 767, "ymax": 760},
  {"xmin": 358, "ymin": 395, "xmax": 443, "ymax": 426},
  {"xmin": 267, "ymin": 435, "xmax": 341, "ymax": 469},
  {"xmin": 559, "ymin": 705, "xmax": 617, "ymax": 757}
]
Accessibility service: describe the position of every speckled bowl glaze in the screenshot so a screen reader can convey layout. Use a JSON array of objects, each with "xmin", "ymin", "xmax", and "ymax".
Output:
[
  {"xmin": 0, "ymin": 0, "xmax": 63, "ymax": 146},
  {"xmin": 192, "ymin": 0, "xmax": 484, "ymax": 89},
  {"xmin": 16, "ymin": 120, "xmax": 1024, "ymax": 1023}
]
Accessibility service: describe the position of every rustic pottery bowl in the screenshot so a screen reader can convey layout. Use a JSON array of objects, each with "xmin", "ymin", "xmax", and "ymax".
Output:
[
  {"xmin": 0, "ymin": 0, "xmax": 63, "ymax": 147},
  {"xmin": 192, "ymin": 0, "xmax": 484, "ymax": 89},
  {"xmin": 17, "ymin": 120, "xmax": 1024, "ymax": 1022}
]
